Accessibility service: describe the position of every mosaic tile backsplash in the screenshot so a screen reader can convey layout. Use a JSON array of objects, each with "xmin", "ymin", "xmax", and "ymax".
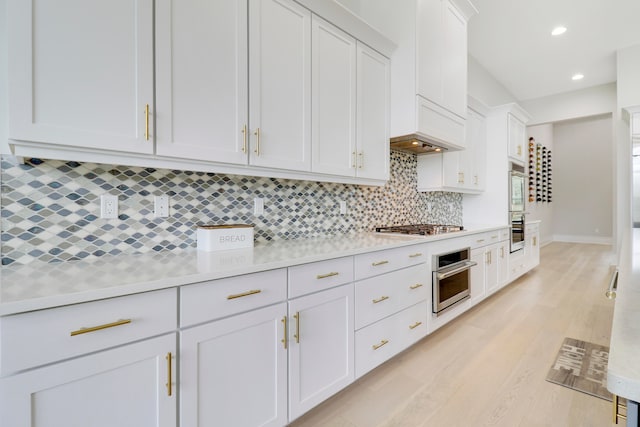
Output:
[{"xmin": 1, "ymin": 152, "xmax": 462, "ymax": 265}]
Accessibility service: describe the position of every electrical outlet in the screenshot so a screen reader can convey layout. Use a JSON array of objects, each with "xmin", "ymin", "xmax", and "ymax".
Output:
[
  {"xmin": 100, "ymin": 195, "xmax": 118, "ymax": 219},
  {"xmin": 339, "ymin": 201, "xmax": 347, "ymax": 215},
  {"xmin": 154, "ymin": 195, "xmax": 170, "ymax": 218},
  {"xmin": 254, "ymin": 197, "xmax": 264, "ymax": 215}
]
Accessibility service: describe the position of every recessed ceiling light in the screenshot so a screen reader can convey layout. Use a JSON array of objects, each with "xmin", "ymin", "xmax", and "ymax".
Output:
[
  {"xmin": 572, "ymin": 73, "xmax": 584, "ymax": 81},
  {"xmin": 552, "ymin": 26, "xmax": 567, "ymax": 36}
]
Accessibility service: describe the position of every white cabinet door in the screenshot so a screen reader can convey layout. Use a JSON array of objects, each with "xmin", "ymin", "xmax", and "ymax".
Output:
[
  {"xmin": 441, "ymin": 1, "xmax": 467, "ymax": 118},
  {"xmin": 416, "ymin": 0, "xmax": 442, "ymax": 105},
  {"xmin": 469, "ymin": 108, "xmax": 487, "ymax": 191},
  {"xmin": 0, "ymin": 334, "xmax": 176, "ymax": 427},
  {"xmin": 469, "ymin": 247, "xmax": 486, "ymax": 306},
  {"xmin": 180, "ymin": 303, "xmax": 287, "ymax": 427},
  {"xmin": 356, "ymin": 42, "xmax": 390, "ymax": 180},
  {"xmin": 288, "ymin": 284, "xmax": 354, "ymax": 421},
  {"xmin": 498, "ymin": 241, "xmax": 510, "ymax": 288},
  {"xmin": 8, "ymin": 0, "xmax": 154, "ymax": 154},
  {"xmin": 155, "ymin": 0, "xmax": 248, "ymax": 164},
  {"xmin": 249, "ymin": 0, "xmax": 312, "ymax": 172},
  {"xmin": 508, "ymin": 113, "xmax": 526, "ymax": 163},
  {"xmin": 485, "ymin": 244, "xmax": 500, "ymax": 295},
  {"xmin": 311, "ymin": 16, "xmax": 357, "ymax": 176}
]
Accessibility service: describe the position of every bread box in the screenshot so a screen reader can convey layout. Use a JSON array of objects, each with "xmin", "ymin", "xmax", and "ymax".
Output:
[{"xmin": 197, "ymin": 224, "xmax": 254, "ymax": 252}]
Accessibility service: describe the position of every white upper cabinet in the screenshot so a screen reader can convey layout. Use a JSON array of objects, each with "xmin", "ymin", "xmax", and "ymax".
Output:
[
  {"xmin": 8, "ymin": 0, "xmax": 154, "ymax": 154},
  {"xmin": 155, "ymin": 0, "xmax": 248, "ymax": 164},
  {"xmin": 416, "ymin": 98, "xmax": 488, "ymax": 193},
  {"xmin": 311, "ymin": 16, "xmax": 389, "ymax": 181},
  {"xmin": 508, "ymin": 113, "xmax": 527, "ymax": 164},
  {"xmin": 356, "ymin": 43, "xmax": 390, "ymax": 181},
  {"xmin": 7, "ymin": 0, "xmax": 393, "ymax": 185},
  {"xmin": 311, "ymin": 17, "xmax": 357, "ymax": 176},
  {"xmin": 249, "ymin": 0, "xmax": 312, "ymax": 172},
  {"xmin": 418, "ymin": 0, "xmax": 468, "ymax": 118},
  {"xmin": 356, "ymin": 0, "xmax": 476, "ymax": 151}
]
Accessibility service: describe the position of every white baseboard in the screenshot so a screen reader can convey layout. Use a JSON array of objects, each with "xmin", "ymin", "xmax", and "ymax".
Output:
[{"xmin": 552, "ymin": 234, "xmax": 612, "ymax": 245}]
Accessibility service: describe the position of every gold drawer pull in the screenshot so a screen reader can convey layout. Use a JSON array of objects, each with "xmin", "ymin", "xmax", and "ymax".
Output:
[
  {"xmin": 317, "ymin": 272, "xmax": 339, "ymax": 279},
  {"xmin": 372, "ymin": 260, "xmax": 389, "ymax": 266},
  {"xmin": 613, "ymin": 394, "xmax": 627, "ymax": 423},
  {"xmin": 293, "ymin": 312, "xmax": 300, "ymax": 343},
  {"xmin": 372, "ymin": 339, "xmax": 389, "ymax": 350},
  {"xmin": 281, "ymin": 316, "xmax": 288, "ymax": 349},
  {"xmin": 166, "ymin": 352, "xmax": 173, "ymax": 397},
  {"xmin": 372, "ymin": 296, "xmax": 389, "ymax": 304},
  {"xmin": 409, "ymin": 321, "xmax": 423, "ymax": 330},
  {"xmin": 70, "ymin": 319, "xmax": 131, "ymax": 336},
  {"xmin": 409, "ymin": 283, "xmax": 423, "ymax": 290},
  {"xmin": 408, "ymin": 253, "xmax": 423, "ymax": 258},
  {"xmin": 477, "ymin": 239, "xmax": 485, "ymax": 243},
  {"xmin": 491, "ymin": 235, "xmax": 498, "ymax": 239},
  {"xmin": 227, "ymin": 289, "xmax": 261, "ymax": 300}
]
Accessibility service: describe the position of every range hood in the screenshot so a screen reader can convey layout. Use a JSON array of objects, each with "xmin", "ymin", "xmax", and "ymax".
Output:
[{"xmin": 389, "ymin": 133, "xmax": 449, "ymax": 155}]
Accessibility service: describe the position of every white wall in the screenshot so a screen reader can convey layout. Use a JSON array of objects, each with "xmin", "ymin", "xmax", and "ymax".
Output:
[
  {"xmin": 615, "ymin": 45, "xmax": 640, "ymax": 256},
  {"xmin": 552, "ymin": 115, "xmax": 613, "ymax": 244},
  {"xmin": 526, "ymin": 124, "xmax": 553, "ymax": 245},
  {"xmin": 467, "ymin": 56, "xmax": 517, "ymax": 107},
  {"xmin": 520, "ymin": 84, "xmax": 616, "ymax": 126}
]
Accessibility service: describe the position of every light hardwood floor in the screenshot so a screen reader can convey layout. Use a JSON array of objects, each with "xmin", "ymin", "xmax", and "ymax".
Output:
[{"xmin": 290, "ymin": 242, "xmax": 617, "ymax": 427}]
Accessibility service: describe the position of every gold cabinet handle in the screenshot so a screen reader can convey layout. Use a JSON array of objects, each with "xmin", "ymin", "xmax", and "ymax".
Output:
[
  {"xmin": 144, "ymin": 104, "xmax": 150, "ymax": 141},
  {"xmin": 70, "ymin": 319, "xmax": 132, "ymax": 336},
  {"xmin": 409, "ymin": 283, "xmax": 423, "ymax": 290},
  {"xmin": 293, "ymin": 312, "xmax": 300, "ymax": 343},
  {"xmin": 477, "ymin": 239, "xmax": 485, "ymax": 243},
  {"xmin": 491, "ymin": 235, "xmax": 498, "ymax": 239},
  {"xmin": 474, "ymin": 175, "xmax": 478, "ymax": 185},
  {"xmin": 351, "ymin": 151, "xmax": 357, "ymax": 169},
  {"xmin": 372, "ymin": 296, "xmax": 389, "ymax": 304},
  {"xmin": 372, "ymin": 339, "xmax": 389, "ymax": 350},
  {"xmin": 409, "ymin": 321, "xmax": 422, "ymax": 330},
  {"xmin": 254, "ymin": 128, "xmax": 261, "ymax": 156},
  {"xmin": 166, "ymin": 352, "xmax": 173, "ymax": 397},
  {"xmin": 317, "ymin": 272, "xmax": 339, "ymax": 280},
  {"xmin": 517, "ymin": 145, "xmax": 522, "ymax": 156},
  {"xmin": 372, "ymin": 260, "xmax": 389, "ymax": 267},
  {"xmin": 358, "ymin": 152, "xmax": 364, "ymax": 169},
  {"xmin": 533, "ymin": 236, "xmax": 537, "ymax": 246},
  {"xmin": 227, "ymin": 289, "xmax": 261, "ymax": 300},
  {"xmin": 409, "ymin": 253, "xmax": 423, "ymax": 258},
  {"xmin": 613, "ymin": 394, "xmax": 627, "ymax": 423},
  {"xmin": 281, "ymin": 316, "xmax": 288, "ymax": 349},
  {"xmin": 500, "ymin": 247, "xmax": 505, "ymax": 258},
  {"xmin": 241, "ymin": 125, "xmax": 247, "ymax": 153},
  {"xmin": 458, "ymin": 172, "xmax": 464, "ymax": 184}
]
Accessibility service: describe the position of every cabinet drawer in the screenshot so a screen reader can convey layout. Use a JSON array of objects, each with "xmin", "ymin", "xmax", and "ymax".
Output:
[
  {"xmin": 526, "ymin": 223, "xmax": 539, "ymax": 233},
  {"xmin": 0, "ymin": 288, "xmax": 177, "ymax": 375},
  {"xmin": 288, "ymin": 256, "xmax": 354, "ymax": 298},
  {"xmin": 355, "ymin": 264, "xmax": 428, "ymax": 330},
  {"xmin": 354, "ymin": 245, "xmax": 427, "ymax": 280},
  {"xmin": 355, "ymin": 301, "xmax": 427, "ymax": 379},
  {"xmin": 469, "ymin": 232, "xmax": 491, "ymax": 249},
  {"xmin": 181, "ymin": 269, "xmax": 286, "ymax": 327},
  {"xmin": 500, "ymin": 228, "xmax": 510, "ymax": 241}
]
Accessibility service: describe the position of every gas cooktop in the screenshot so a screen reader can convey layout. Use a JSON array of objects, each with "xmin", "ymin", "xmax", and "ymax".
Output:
[{"xmin": 375, "ymin": 224, "xmax": 464, "ymax": 236}]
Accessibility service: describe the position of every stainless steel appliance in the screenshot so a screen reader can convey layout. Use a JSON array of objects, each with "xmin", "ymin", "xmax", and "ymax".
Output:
[
  {"xmin": 375, "ymin": 224, "xmax": 464, "ymax": 235},
  {"xmin": 432, "ymin": 248, "xmax": 476, "ymax": 316},
  {"xmin": 509, "ymin": 162, "xmax": 526, "ymax": 252}
]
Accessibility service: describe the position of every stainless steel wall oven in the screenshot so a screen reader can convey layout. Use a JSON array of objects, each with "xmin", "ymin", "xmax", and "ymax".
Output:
[
  {"xmin": 432, "ymin": 248, "xmax": 477, "ymax": 316},
  {"xmin": 509, "ymin": 162, "xmax": 526, "ymax": 252}
]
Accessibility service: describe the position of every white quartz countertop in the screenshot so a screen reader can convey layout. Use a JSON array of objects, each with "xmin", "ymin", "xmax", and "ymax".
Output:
[
  {"xmin": 607, "ymin": 228, "xmax": 640, "ymax": 402},
  {"xmin": 0, "ymin": 225, "xmax": 507, "ymax": 316}
]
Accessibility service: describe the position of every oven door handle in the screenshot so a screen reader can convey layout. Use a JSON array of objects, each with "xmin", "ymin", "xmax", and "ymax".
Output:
[{"xmin": 436, "ymin": 261, "xmax": 477, "ymax": 280}]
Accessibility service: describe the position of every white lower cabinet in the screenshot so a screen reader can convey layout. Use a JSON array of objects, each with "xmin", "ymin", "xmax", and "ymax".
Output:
[
  {"xmin": 0, "ymin": 333, "xmax": 177, "ymax": 427},
  {"xmin": 469, "ymin": 246, "xmax": 487, "ymax": 305},
  {"xmin": 470, "ymin": 230, "xmax": 511, "ymax": 306},
  {"xmin": 288, "ymin": 284, "xmax": 355, "ymax": 421},
  {"xmin": 179, "ymin": 303, "xmax": 287, "ymax": 427},
  {"xmin": 355, "ymin": 301, "xmax": 427, "ymax": 378}
]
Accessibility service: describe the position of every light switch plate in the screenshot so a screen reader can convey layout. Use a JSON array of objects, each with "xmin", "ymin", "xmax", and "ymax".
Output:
[
  {"xmin": 154, "ymin": 195, "xmax": 170, "ymax": 218},
  {"xmin": 254, "ymin": 197, "xmax": 264, "ymax": 215}
]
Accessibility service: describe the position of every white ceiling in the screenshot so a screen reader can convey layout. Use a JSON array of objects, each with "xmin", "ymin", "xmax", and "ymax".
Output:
[{"xmin": 468, "ymin": 0, "xmax": 640, "ymax": 101}]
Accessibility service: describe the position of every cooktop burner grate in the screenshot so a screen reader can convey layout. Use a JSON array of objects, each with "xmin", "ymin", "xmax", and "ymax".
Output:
[{"xmin": 375, "ymin": 224, "xmax": 464, "ymax": 235}]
